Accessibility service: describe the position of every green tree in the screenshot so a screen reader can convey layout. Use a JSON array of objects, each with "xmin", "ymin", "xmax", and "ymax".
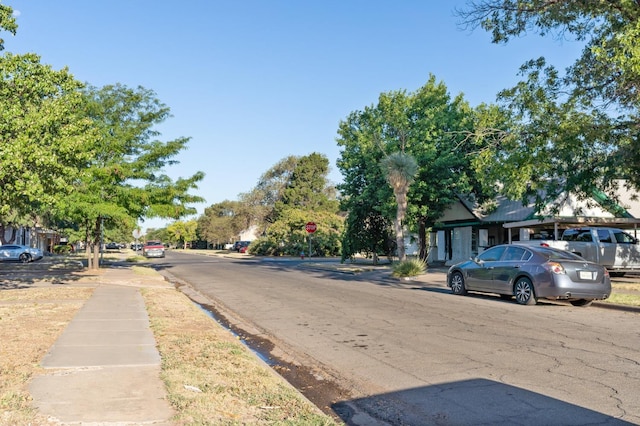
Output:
[
  {"xmin": 167, "ymin": 220, "xmax": 198, "ymax": 249},
  {"xmin": 279, "ymin": 152, "xmax": 339, "ymax": 211},
  {"xmin": 59, "ymin": 84, "xmax": 204, "ymax": 269},
  {"xmin": 250, "ymin": 153, "xmax": 343, "ymax": 256},
  {"xmin": 239, "ymin": 155, "xmax": 299, "ymax": 229},
  {"xmin": 146, "ymin": 227, "xmax": 169, "ymax": 244},
  {"xmin": 457, "ymin": 1, "xmax": 640, "ymax": 203},
  {"xmin": 337, "ymin": 106, "xmax": 394, "ymax": 263},
  {"xmin": 197, "ymin": 200, "xmax": 248, "ymax": 247},
  {"xmin": 0, "ymin": 3, "xmax": 17, "ymax": 51},
  {"xmin": 337, "ymin": 76, "xmax": 478, "ymax": 261},
  {"xmin": 0, "ymin": 53, "xmax": 95, "ymax": 221}
]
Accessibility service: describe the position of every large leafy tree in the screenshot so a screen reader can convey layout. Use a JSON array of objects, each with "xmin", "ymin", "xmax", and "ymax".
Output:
[
  {"xmin": 251, "ymin": 153, "xmax": 343, "ymax": 256},
  {"xmin": 277, "ymin": 152, "xmax": 339, "ymax": 212},
  {"xmin": 59, "ymin": 84, "xmax": 204, "ymax": 269},
  {"xmin": 167, "ymin": 219, "xmax": 198, "ymax": 249},
  {"xmin": 0, "ymin": 53, "xmax": 95, "ymax": 223},
  {"xmin": 337, "ymin": 76, "xmax": 478, "ymax": 261},
  {"xmin": 0, "ymin": 3, "xmax": 17, "ymax": 51},
  {"xmin": 337, "ymin": 106, "xmax": 395, "ymax": 263},
  {"xmin": 197, "ymin": 200, "xmax": 247, "ymax": 247},
  {"xmin": 457, "ymin": 1, "xmax": 640, "ymax": 204},
  {"xmin": 239, "ymin": 155, "xmax": 299, "ymax": 228}
]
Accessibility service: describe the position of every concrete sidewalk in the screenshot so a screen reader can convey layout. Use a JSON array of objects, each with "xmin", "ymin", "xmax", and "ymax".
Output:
[{"xmin": 29, "ymin": 266, "xmax": 175, "ymax": 425}]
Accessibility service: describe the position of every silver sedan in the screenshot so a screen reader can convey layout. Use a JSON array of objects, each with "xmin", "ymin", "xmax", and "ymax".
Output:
[
  {"xmin": 0, "ymin": 244, "xmax": 44, "ymax": 263},
  {"xmin": 447, "ymin": 244, "xmax": 611, "ymax": 307}
]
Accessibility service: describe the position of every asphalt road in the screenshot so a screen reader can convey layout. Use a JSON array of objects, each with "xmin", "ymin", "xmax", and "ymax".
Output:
[{"xmin": 155, "ymin": 251, "xmax": 640, "ymax": 425}]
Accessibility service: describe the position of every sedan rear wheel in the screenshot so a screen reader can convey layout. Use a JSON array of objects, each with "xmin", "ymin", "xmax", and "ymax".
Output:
[
  {"xmin": 449, "ymin": 271, "xmax": 467, "ymax": 296},
  {"xmin": 19, "ymin": 253, "xmax": 32, "ymax": 263},
  {"xmin": 514, "ymin": 277, "xmax": 536, "ymax": 305}
]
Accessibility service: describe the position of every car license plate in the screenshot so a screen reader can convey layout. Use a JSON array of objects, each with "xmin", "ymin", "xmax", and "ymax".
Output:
[{"xmin": 579, "ymin": 271, "xmax": 594, "ymax": 280}]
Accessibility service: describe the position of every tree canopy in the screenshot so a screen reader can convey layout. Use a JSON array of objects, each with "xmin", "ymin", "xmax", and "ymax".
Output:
[
  {"xmin": 0, "ymin": 53, "xmax": 95, "ymax": 219},
  {"xmin": 0, "ymin": 3, "xmax": 17, "ymax": 51},
  {"xmin": 457, "ymin": 1, "xmax": 640, "ymax": 206},
  {"xmin": 57, "ymin": 84, "xmax": 204, "ymax": 268},
  {"xmin": 337, "ymin": 75, "xmax": 478, "ymax": 261}
]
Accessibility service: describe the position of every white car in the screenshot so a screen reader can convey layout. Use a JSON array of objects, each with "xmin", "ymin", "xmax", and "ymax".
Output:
[{"xmin": 0, "ymin": 244, "xmax": 44, "ymax": 263}]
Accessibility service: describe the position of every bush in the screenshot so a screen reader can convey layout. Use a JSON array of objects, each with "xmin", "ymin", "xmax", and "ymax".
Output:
[
  {"xmin": 53, "ymin": 244, "xmax": 73, "ymax": 254},
  {"xmin": 392, "ymin": 258, "xmax": 426, "ymax": 278}
]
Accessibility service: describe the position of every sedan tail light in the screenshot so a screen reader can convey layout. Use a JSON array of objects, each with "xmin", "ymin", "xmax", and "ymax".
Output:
[{"xmin": 543, "ymin": 261, "xmax": 566, "ymax": 275}]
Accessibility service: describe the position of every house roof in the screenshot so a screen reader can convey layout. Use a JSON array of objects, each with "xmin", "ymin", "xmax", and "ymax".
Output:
[
  {"xmin": 472, "ymin": 195, "xmax": 536, "ymax": 223},
  {"xmin": 437, "ymin": 185, "xmax": 640, "ymax": 230}
]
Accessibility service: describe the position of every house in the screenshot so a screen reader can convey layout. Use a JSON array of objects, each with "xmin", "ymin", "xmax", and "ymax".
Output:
[
  {"xmin": 429, "ymin": 186, "xmax": 640, "ymax": 266},
  {"xmin": 1, "ymin": 224, "xmax": 58, "ymax": 253}
]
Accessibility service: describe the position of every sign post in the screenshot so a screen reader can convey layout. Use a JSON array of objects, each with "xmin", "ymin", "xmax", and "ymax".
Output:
[
  {"xmin": 305, "ymin": 222, "xmax": 316, "ymax": 258},
  {"xmin": 132, "ymin": 228, "xmax": 143, "ymax": 252}
]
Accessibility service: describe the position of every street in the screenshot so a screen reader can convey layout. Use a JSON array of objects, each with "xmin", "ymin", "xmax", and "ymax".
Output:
[{"xmin": 154, "ymin": 251, "xmax": 640, "ymax": 425}]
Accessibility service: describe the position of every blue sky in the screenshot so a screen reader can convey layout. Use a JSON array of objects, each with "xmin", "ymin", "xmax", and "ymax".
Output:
[{"xmin": 5, "ymin": 1, "xmax": 584, "ymax": 232}]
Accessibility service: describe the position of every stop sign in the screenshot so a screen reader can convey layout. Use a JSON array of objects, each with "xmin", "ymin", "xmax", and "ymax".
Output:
[{"xmin": 305, "ymin": 221, "xmax": 317, "ymax": 233}]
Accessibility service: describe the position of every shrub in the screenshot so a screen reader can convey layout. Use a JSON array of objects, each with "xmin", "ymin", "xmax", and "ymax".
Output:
[
  {"xmin": 392, "ymin": 258, "xmax": 426, "ymax": 278},
  {"xmin": 53, "ymin": 244, "xmax": 73, "ymax": 254}
]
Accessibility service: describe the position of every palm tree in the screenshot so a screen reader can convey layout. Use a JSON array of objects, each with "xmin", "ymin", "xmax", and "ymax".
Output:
[{"xmin": 380, "ymin": 151, "xmax": 418, "ymax": 262}]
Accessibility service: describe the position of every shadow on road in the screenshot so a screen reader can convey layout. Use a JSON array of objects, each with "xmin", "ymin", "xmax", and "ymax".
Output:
[{"xmin": 334, "ymin": 378, "xmax": 633, "ymax": 425}]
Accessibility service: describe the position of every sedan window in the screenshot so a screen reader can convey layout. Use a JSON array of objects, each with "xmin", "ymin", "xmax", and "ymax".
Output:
[
  {"xmin": 504, "ymin": 246, "xmax": 528, "ymax": 261},
  {"xmin": 478, "ymin": 246, "xmax": 506, "ymax": 262}
]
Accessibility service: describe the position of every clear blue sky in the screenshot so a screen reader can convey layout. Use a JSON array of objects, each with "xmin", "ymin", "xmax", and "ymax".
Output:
[{"xmin": 5, "ymin": 1, "xmax": 583, "ymax": 232}]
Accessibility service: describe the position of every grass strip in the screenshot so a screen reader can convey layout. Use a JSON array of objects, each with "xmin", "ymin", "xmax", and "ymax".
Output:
[{"xmin": 142, "ymin": 288, "xmax": 338, "ymax": 425}]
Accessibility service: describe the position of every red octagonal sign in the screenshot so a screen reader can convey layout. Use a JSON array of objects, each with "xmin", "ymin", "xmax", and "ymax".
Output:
[{"xmin": 305, "ymin": 221, "xmax": 317, "ymax": 233}]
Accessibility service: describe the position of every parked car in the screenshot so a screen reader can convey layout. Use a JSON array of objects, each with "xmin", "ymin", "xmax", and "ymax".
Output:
[
  {"xmin": 130, "ymin": 243, "xmax": 143, "ymax": 251},
  {"xmin": 232, "ymin": 241, "xmax": 251, "ymax": 252},
  {"xmin": 239, "ymin": 244, "xmax": 250, "ymax": 253},
  {"xmin": 0, "ymin": 244, "xmax": 44, "ymax": 263},
  {"xmin": 142, "ymin": 241, "xmax": 165, "ymax": 258},
  {"xmin": 447, "ymin": 244, "xmax": 611, "ymax": 307},
  {"xmin": 105, "ymin": 242, "xmax": 120, "ymax": 250},
  {"xmin": 514, "ymin": 227, "xmax": 640, "ymax": 275}
]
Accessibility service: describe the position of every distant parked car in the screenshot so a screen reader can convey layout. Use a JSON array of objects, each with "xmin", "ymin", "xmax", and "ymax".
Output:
[
  {"xmin": 142, "ymin": 241, "xmax": 165, "ymax": 258},
  {"xmin": 447, "ymin": 244, "xmax": 611, "ymax": 307},
  {"xmin": 232, "ymin": 241, "xmax": 251, "ymax": 252},
  {"xmin": 105, "ymin": 242, "xmax": 120, "ymax": 250},
  {"xmin": 239, "ymin": 244, "xmax": 250, "ymax": 254},
  {"xmin": 0, "ymin": 244, "xmax": 44, "ymax": 263},
  {"xmin": 131, "ymin": 243, "xmax": 143, "ymax": 251}
]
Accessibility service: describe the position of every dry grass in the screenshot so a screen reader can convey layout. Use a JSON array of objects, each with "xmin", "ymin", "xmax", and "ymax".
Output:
[
  {"xmin": 1, "ymin": 284, "xmax": 337, "ymax": 425},
  {"xmin": 604, "ymin": 282, "xmax": 640, "ymax": 306},
  {"xmin": 0, "ymin": 287, "xmax": 93, "ymax": 426},
  {"xmin": 142, "ymin": 288, "xmax": 338, "ymax": 425}
]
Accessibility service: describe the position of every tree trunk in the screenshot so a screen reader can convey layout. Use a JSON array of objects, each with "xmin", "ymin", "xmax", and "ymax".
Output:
[
  {"xmin": 85, "ymin": 243, "xmax": 93, "ymax": 269},
  {"xmin": 394, "ymin": 190, "xmax": 407, "ymax": 262},
  {"xmin": 86, "ymin": 217, "xmax": 101, "ymax": 270},
  {"xmin": 92, "ymin": 245, "xmax": 100, "ymax": 270},
  {"xmin": 418, "ymin": 218, "xmax": 427, "ymax": 261},
  {"xmin": 394, "ymin": 209, "xmax": 406, "ymax": 262}
]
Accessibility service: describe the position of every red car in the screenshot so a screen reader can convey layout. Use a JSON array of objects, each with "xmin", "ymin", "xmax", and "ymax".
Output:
[{"xmin": 239, "ymin": 244, "xmax": 250, "ymax": 253}]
